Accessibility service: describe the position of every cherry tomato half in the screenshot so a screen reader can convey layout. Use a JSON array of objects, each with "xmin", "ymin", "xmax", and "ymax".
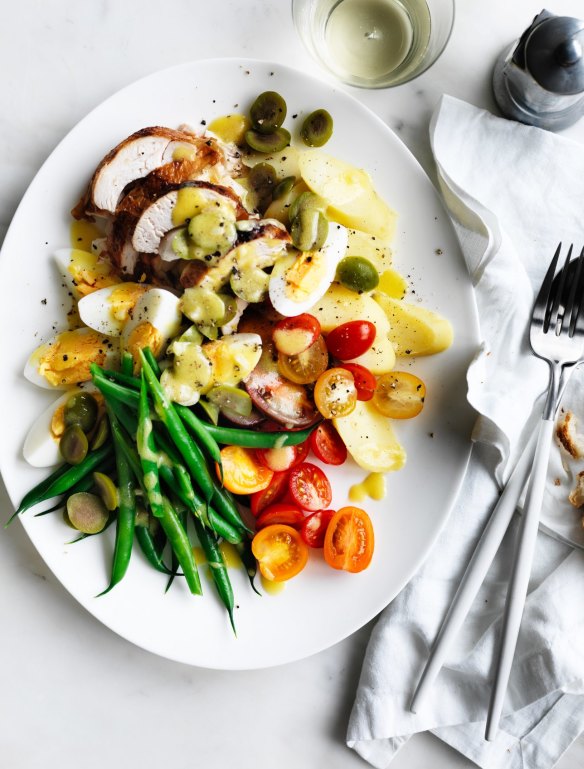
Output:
[
  {"xmin": 309, "ymin": 421, "xmax": 347, "ymax": 465},
  {"xmin": 289, "ymin": 462, "xmax": 332, "ymax": 511},
  {"xmin": 250, "ymin": 471, "xmax": 289, "ymax": 516},
  {"xmin": 256, "ymin": 503, "xmax": 305, "ymax": 530},
  {"xmin": 372, "ymin": 371, "xmax": 426, "ymax": 419},
  {"xmin": 251, "ymin": 524, "xmax": 309, "ymax": 582},
  {"xmin": 323, "ymin": 506, "xmax": 374, "ymax": 573},
  {"xmin": 339, "ymin": 363, "xmax": 377, "ymax": 401},
  {"xmin": 326, "ymin": 320, "xmax": 376, "ymax": 361},
  {"xmin": 277, "ymin": 334, "xmax": 329, "ymax": 385},
  {"xmin": 314, "ymin": 367, "xmax": 357, "ymax": 419},
  {"xmin": 217, "ymin": 445, "xmax": 273, "ymax": 494},
  {"xmin": 300, "ymin": 509, "xmax": 335, "ymax": 548},
  {"xmin": 256, "ymin": 440, "xmax": 309, "ymax": 472},
  {"xmin": 273, "ymin": 314, "xmax": 321, "ymax": 356}
]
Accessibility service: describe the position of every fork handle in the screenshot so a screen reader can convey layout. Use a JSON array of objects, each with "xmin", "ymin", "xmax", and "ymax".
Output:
[{"xmin": 485, "ymin": 415, "xmax": 555, "ymax": 741}]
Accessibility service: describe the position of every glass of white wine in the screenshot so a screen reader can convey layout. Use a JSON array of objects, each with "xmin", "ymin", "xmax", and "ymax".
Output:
[{"xmin": 292, "ymin": 0, "xmax": 455, "ymax": 88}]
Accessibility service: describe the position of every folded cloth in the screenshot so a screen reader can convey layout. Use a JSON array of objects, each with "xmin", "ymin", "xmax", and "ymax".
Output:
[{"xmin": 347, "ymin": 95, "xmax": 584, "ymax": 769}]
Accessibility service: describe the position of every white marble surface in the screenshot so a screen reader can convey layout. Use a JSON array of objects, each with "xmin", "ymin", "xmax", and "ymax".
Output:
[{"xmin": 1, "ymin": 2, "xmax": 583, "ymax": 767}]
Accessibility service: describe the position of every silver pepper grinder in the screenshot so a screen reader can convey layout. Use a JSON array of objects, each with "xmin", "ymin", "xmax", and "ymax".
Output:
[{"xmin": 493, "ymin": 9, "xmax": 584, "ymax": 130}]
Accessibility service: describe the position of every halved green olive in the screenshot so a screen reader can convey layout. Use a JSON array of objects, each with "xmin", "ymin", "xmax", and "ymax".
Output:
[
  {"xmin": 291, "ymin": 208, "xmax": 329, "ymax": 252},
  {"xmin": 207, "ymin": 385, "xmax": 253, "ymax": 417},
  {"xmin": 272, "ymin": 175, "xmax": 296, "ymax": 200},
  {"xmin": 245, "ymin": 127, "xmax": 291, "ymax": 154},
  {"xmin": 60, "ymin": 425, "xmax": 89, "ymax": 465},
  {"xmin": 288, "ymin": 190, "xmax": 326, "ymax": 223},
  {"xmin": 92, "ymin": 471, "xmax": 119, "ymax": 512},
  {"xmin": 64, "ymin": 392, "xmax": 98, "ymax": 433},
  {"xmin": 248, "ymin": 162, "xmax": 277, "ymax": 212},
  {"xmin": 187, "ymin": 212, "xmax": 237, "ymax": 256},
  {"xmin": 336, "ymin": 256, "xmax": 380, "ymax": 293},
  {"xmin": 90, "ymin": 416, "xmax": 109, "ymax": 451},
  {"xmin": 66, "ymin": 492, "xmax": 109, "ymax": 534},
  {"xmin": 250, "ymin": 91, "xmax": 287, "ymax": 134},
  {"xmin": 300, "ymin": 109, "xmax": 333, "ymax": 147},
  {"xmin": 217, "ymin": 293, "xmax": 238, "ymax": 326},
  {"xmin": 198, "ymin": 398, "xmax": 220, "ymax": 425}
]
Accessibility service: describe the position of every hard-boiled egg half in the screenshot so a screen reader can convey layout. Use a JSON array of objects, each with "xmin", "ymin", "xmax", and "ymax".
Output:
[
  {"xmin": 23, "ymin": 385, "xmax": 102, "ymax": 467},
  {"xmin": 25, "ymin": 327, "xmax": 120, "ymax": 389},
  {"xmin": 54, "ymin": 247, "xmax": 117, "ymax": 299},
  {"xmin": 269, "ymin": 223, "xmax": 348, "ymax": 316},
  {"xmin": 78, "ymin": 283, "xmax": 182, "ymax": 371}
]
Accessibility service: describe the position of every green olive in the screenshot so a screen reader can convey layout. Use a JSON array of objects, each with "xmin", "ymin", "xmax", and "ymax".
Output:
[
  {"xmin": 217, "ymin": 293, "xmax": 238, "ymax": 326},
  {"xmin": 249, "ymin": 91, "xmax": 287, "ymax": 134},
  {"xmin": 245, "ymin": 127, "xmax": 291, "ymax": 154},
  {"xmin": 247, "ymin": 162, "xmax": 277, "ymax": 212},
  {"xmin": 272, "ymin": 175, "xmax": 296, "ymax": 200},
  {"xmin": 92, "ymin": 472, "xmax": 119, "ymax": 512},
  {"xmin": 66, "ymin": 492, "xmax": 109, "ymax": 534},
  {"xmin": 300, "ymin": 109, "xmax": 333, "ymax": 147},
  {"xmin": 198, "ymin": 398, "xmax": 220, "ymax": 425},
  {"xmin": 172, "ymin": 228, "xmax": 190, "ymax": 259},
  {"xmin": 187, "ymin": 212, "xmax": 237, "ymax": 256},
  {"xmin": 207, "ymin": 385, "xmax": 253, "ymax": 417},
  {"xmin": 288, "ymin": 190, "xmax": 326, "ymax": 223},
  {"xmin": 64, "ymin": 392, "xmax": 98, "ymax": 433},
  {"xmin": 89, "ymin": 416, "xmax": 109, "ymax": 451},
  {"xmin": 291, "ymin": 207, "xmax": 329, "ymax": 252},
  {"xmin": 336, "ymin": 256, "xmax": 380, "ymax": 293},
  {"xmin": 60, "ymin": 425, "xmax": 89, "ymax": 465}
]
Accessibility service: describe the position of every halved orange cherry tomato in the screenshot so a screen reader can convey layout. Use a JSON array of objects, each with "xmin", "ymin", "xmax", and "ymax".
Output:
[
  {"xmin": 314, "ymin": 367, "xmax": 357, "ymax": 419},
  {"xmin": 372, "ymin": 371, "xmax": 426, "ymax": 419},
  {"xmin": 309, "ymin": 421, "xmax": 347, "ymax": 465},
  {"xmin": 277, "ymin": 335, "xmax": 329, "ymax": 385},
  {"xmin": 250, "ymin": 471, "xmax": 289, "ymax": 516},
  {"xmin": 300, "ymin": 509, "xmax": 335, "ymax": 548},
  {"xmin": 251, "ymin": 524, "xmax": 309, "ymax": 582},
  {"xmin": 273, "ymin": 314, "xmax": 321, "ymax": 356},
  {"xmin": 255, "ymin": 503, "xmax": 305, "ymax": 530},
  {"xmin": 256, "ymin": 439, "xmax": 309, "ymax": 472},
  {"xmin": 217, "ymin": 445, "xmax": 273, "ymax": 494},
  {"xmin": 339, "ymin": 363, "xmax": 377, "ymax": 401},
  {"xmin": 288, "ymin": 461, "xmax": 332, "ymax": 511},
  {"xmin": 326, "ymin": 320, "xmax": 376, "ymax": 360},
  {"xmin": 324, "ymin": 506, "xmax": 374, "ymax": 572}
]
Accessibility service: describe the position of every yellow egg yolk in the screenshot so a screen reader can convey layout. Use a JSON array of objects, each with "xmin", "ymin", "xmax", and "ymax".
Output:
[
  {"xmin": 126, "ymin": 322, "xmax": 162, "ymax": 372},
  {"xmin": 108, "ymin": 283, "xmax": 149, "ymax": 323},
  {"xmin": 38, "ymin": 330, "xmax": 112, "ymax": 386},
  {"xmin": 68, "ymin": 249, "xmax": 118, "ymax": 297},
  {"xmin": 50, "ymin": 404, "xmax": 66, "ymax": 441},
  {"xmin": 284, "ymin": 251, "xmax": 327, "ymax": 301}
]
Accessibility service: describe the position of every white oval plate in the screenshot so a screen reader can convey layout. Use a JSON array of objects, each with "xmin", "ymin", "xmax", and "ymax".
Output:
[{"xmin": 0, "ymin": 59, "xmax": 479, "ymax": 669}]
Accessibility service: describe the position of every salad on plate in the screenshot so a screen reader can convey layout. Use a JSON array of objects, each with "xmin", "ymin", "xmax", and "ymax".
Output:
[{"xmin": 15, "ymin": 90, "xmax": 454, "ymax": 631}]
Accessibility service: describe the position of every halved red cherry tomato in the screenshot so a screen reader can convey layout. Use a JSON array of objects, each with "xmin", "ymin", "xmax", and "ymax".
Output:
[
  {"xmin": 252, "ymin": 524, "xmax": 309, "ymax": 582},
  {"xmin": 325, "ymin": 320, "xmax": 376, "ymax": 360},
  {"xmin": 372, "ymin": 371, "xmax": 426, "ymax": 419},
  {"xmin": 277, "ymin": 335, "xmax": 329, "ymax": 385},
  {"xmin": 314, "ymin": 367, "xmax": 357, "ymax": 419},
  {"xmin": 309, "ymin": 421, "xmax": 347, "ymax": 465},
  {"xmin": 323, "ymin": 506, "xmax": 374, "ymax": 572},
  {"xmin": 250, "ymin": 471, "xmax": 289, "ymax": 516},
  {"xmin": 256, "ymin": 503, "xmax": 305, "ymax": 530},
  {"xmin": 300, "ymin": 509, "xmax": 335, "ymax": 548},
  {"xmin": 273, "ymin": 314, "xmax": 321, "ymax": 356},
  {"xmin": 256, "ymin": 439, "xmax": 309, "ymax": 472},
  {"xmin": 217, "ymin": 445, "xmax": 273, "ymax": 494},
  {"xmin": 339, "ymin": 363, "xmax": 377, "ymax": 401},
  {"xmin": 289, "ymin": 462, "xmax": 332, "ymax": 511}
]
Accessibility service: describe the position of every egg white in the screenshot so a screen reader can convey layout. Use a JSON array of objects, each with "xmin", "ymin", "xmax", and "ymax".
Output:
[{"xmin": 78, "ymin": 282, "xmax": 152, "ymax": 336}]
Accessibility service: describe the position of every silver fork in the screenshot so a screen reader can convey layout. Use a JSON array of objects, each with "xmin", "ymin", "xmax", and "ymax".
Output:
[{"xmin": 485, "ymin": 243, "xmax": 584, "ymax": 740}]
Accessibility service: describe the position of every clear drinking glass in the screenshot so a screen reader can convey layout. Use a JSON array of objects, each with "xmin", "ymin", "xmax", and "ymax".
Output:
[{"xmin": 292, "ymin": 0, "xmax": 455, "ymax": 88}]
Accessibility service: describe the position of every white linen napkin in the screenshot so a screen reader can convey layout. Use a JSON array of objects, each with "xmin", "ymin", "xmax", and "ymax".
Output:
[{"xmin": 346, "ymin": 95, "xmax": 584, "ymax": 769}]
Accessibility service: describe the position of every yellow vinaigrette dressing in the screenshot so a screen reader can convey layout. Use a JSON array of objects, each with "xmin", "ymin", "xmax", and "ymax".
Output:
[
  {"xmin": 70, "ymin": 219, "xmax": 102, "ymax": 251},
  {"xmin": 349, "ymin": 472, "xmax": 387, "ymax": 502},
  {"xmin": 260, "ymin": 575, "xmax": 286, "ymax": 595}
]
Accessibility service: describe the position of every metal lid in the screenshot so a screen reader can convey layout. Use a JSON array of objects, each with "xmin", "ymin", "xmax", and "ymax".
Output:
[{"xmin": 526, "ymin": 15, "xmax": 584, "ymax": 94}]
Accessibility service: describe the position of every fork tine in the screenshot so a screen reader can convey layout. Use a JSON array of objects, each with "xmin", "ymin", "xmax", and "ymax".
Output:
[
  {"xmin": 549, "ymin": 243, "xmax": 572, "ymax": 333},
  {"xmin": 567, "ymin": 248, "xmax": 584, "ymax": 336},
  {"xmin": 538, "ymin": 242, "xmax": 562, "ymax": 331},
  {"xmin": 570, "ymin": 249, "xmax": 584, "ymax": 337}
]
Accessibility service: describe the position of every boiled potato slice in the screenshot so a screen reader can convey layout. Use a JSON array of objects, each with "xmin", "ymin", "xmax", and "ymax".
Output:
[
  {"xmin": 375, "ymin": 294, "xmax": 454, "ymax": 356},
  {"xmin": 377, "ymin": 268, "xmax": 408, "ymax": 299},
  {"xmin": 298, "ymin": 150, "xmax": 397, "ymax": 241},
  {"xmin": 333, "ymin": 400, "xmax": 406, "ymax": 473},
  {"xmin": 245, "ymin": 146, "xmax": 301, "ymax": 181},
  {"xmin": 309, "ymin": 283, "xmax": 395, "ymax": 373},
  {"xmin": 345, "ymin": 228, "xmax": 393, "ymax": 273}
]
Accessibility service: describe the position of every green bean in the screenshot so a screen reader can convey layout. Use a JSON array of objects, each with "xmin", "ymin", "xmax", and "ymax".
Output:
[
  {"xmin": 194, "ymin": 517, "xmax": 236, "ymax": 634},
  {"xmin": 185, "ymin": 413, "xmax": 317, "ymax": 448},
  {"xmin": 154, "ymin": 429, "xmax": 208, "ymax": 524},
  {"xmin": 135, "ymin": 525, "xmax": 173, "ymax": 575},
  {"xmin": 236, "ymin": 538, "xmax": 262, "ymax": 596},
  {"xmin": 121, "ymin": 351, "xmax": 134, "ymax": 377},
  {"xmin": 142, "ymin": 346, "xmax": 161, "ymax": 378},
  {"xmin": 176, "ymin": 404, "xmax": 223, "ymax": 467},
  {"xmin": 8, "ymin": 443, "xmax": 113, "ymax": 524},
  {"xmin": 98, "ymin": 409, "xmax": 137, "ymax": 595},
  {"xmin": 165, "ymin": 508, "xmax": 188, "ymax": 593},
  {"xmin": 137, "ymin": 371, "xmax": 202, "ymax": 596},
  {"xmin": 211, "ymin": 483, "xmax": 251, "ymax": 535},
  {"xmin": 207, "ymin": 507, "xmax": 244, "ymax": 545}
]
